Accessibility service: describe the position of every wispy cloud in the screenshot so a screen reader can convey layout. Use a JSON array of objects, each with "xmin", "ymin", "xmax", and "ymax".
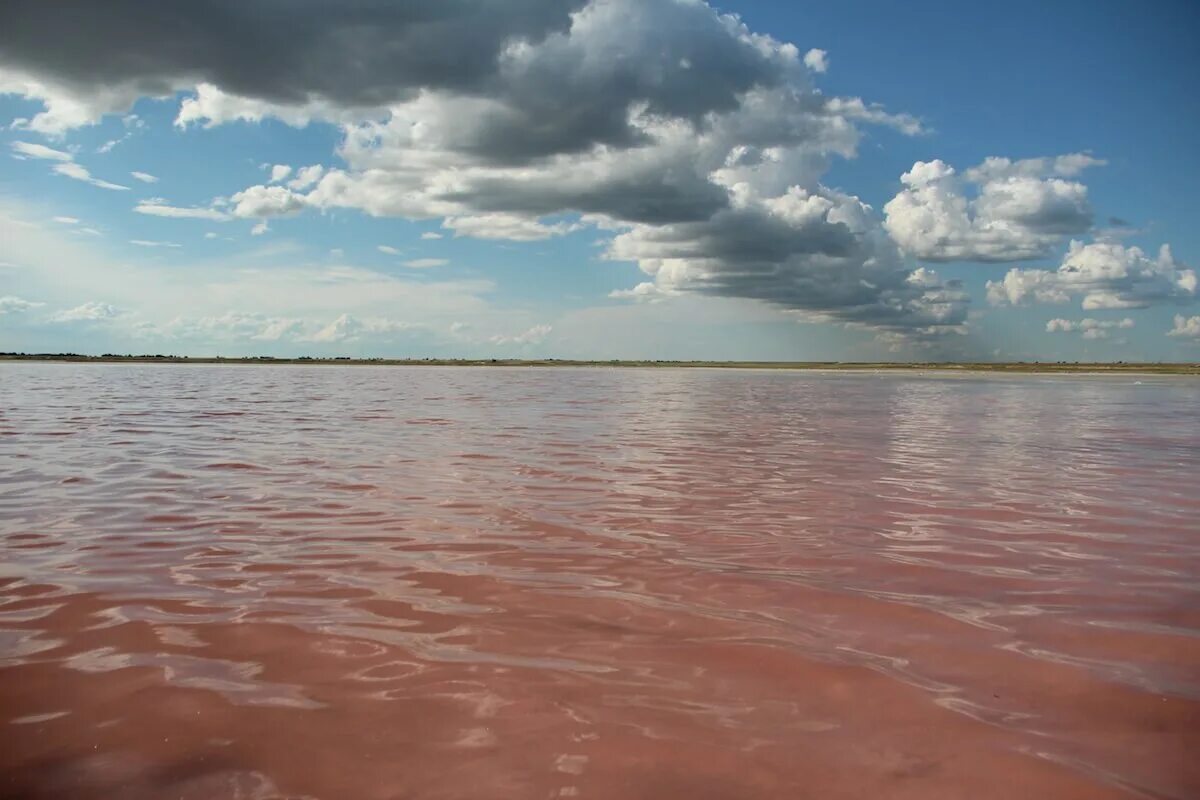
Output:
[
  {"xmin": 53, "ymin": 162, "xmax": 130, "ymax": 191},
  {"xmin": 135, "ymin": 199, "xmax": 231, "ymax": 221}
]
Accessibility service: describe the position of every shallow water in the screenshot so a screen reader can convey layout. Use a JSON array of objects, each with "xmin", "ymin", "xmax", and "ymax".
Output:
[{"xmin": 1, "ymin": 363, "xmax": 1197, "ymax": 799}]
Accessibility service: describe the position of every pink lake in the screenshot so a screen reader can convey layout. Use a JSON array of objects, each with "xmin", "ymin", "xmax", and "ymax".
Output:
[{"xmin": 1, "ymin": 363, "xmax": 1197, "ymax": 799}]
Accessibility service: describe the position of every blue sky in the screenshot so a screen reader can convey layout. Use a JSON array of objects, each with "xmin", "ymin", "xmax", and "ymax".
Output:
[{"xmin": 1, "ymin": 0, "xmax": 1197, "ymax": 360}]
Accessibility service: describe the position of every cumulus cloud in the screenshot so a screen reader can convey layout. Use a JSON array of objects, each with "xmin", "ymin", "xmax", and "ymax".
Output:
[
  {"xmin": 130, "ymin": 170, "xmax": 158, "ymax": 183},
  {"xmin": 1167, "ymin": 315, "xmax": 1200, "ymax": 339},
  {"xmin": 420, "ymin": 232, "xmax": 443, "ymax": 240},
  {"xmin": 1045, "ymin": 317, "xmax": 1134, "ymax": 340},
  {"xmin": 884, "ymin": 155, "xmax": 1103, "ymax": 262},
  {"xmin": 302, "ymin": 313, "xmax": 420, "ymax": 343},
  {"xmin": 0, "ymin": 1, "xmax": 588, "ymax": 132},
  {"xmin": 609, "ymin": 281, "xmax": 669, "ymax": 303},
  {"xmin": 268, "ymin": 164, "xmax": 292, "ymax": 183},
  {"xmin": 135, "ymin": 199, "xmax": 232, "ymax": 221},
  {"xmin": 987, "ymin": 240, "xmax": 1196, "ymax": 310},
  {"xmin": 287, "ymin": 165, "xmax": 324, "ymax": 190},
  {"xmin": 49, "ymin": 301, "xmax": 121, "ymax": 322},
  {"xmin": 0, "ymin": 295, "xmax": 44, "ymax": 315},
  {"xmin": 231, "ymin": 185, "xmax": 306, "ymax": 218},
  {"xmin": 158, "ymin": 312, "xmax": 306, "ymax": 342},
  {"xmin": 490, "ymin": 323, "xmax": 552, "ymax": 345},
  {"xmin": 377, "ymin": 245, "xmax": 401, "ymax": 255},
  {"xmin": 0, "ymin": 0, "xmax": 971, "ymax": 337}
]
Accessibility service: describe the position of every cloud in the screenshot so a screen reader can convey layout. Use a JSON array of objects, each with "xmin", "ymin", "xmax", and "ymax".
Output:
[
  {"xmin": 13, "ymin": 139, "xmax": 133, "ymax": 191},
  {"xmin": 250, "ymin": 221, "xmax": 269, "ymax": 236},
  {"xmin": 0, "ymin": 0, "xmax": 969, "ymax": 338},
  {"xmin": 131, "ymin": 170, "xmax": 158, "ymax": 183},
  {"xmin": 0, "ymin": 295, "xmax": 44, "ymax": 315},
  {"xmin": 135, "ymin": 199, "xmax": 232, "ymax": 220},
  {"xmin": 1045, "ymin": 317, "xmax": 1134, "ymax": 339},
  {"xmin": 988, "ymin": 240, "xmax": 1196, "ymax": 310},
  {"xmin": 420, "ymin": 232, "xmax": 443, "ymax": 240},
  {"xmin": 159, "ymin": 311, "xmax": 306, "ymax": 342},
  {"xmin": 490, "ymin": 323, "xmax": 552, "ymax": 345},
  {"xmin": 377, "ymin": 245, "xmax": 401, "ymax": 255},
  {"xmin": 302, "ymin": 313, "xmax": 420, "ymax": 343},
  {"xmin": 883, "ymin": 156, "xmax": 1103, "ymax": 262},
  {"xmin": 230, "ymin": 184, "xmax": 306, "ymax": 218},
  {"xmin": 11, "ymin": 141, "xmax": 72, "ymax": 161},
  {"xmin": 803, "ymin": 48, "xmax": 828, "ymax": 73},
  {"xmin": 1168, "ymin": 315, "xmax": 1200, "ymax": 339},
  {"xmin": 52, "ymin": 161, "xmax": 130, "ymax": 190},
  {"xmin": 609, "ymin": 281, "xmax": 669, "ymax": 303},
  {"xmin": 53, "ymin": 216, "xmax": 80, "ymax": 224},
  {"xmin": 268, "ymin": 164, "xmax": 292, "ymax": 183},
  {"xmin": 442, "ymin": 214, "xmax": 581, "ymax": 241},
  {"xmin": 130, "ymin": 239, "xmax": 182, "ymax": 248},
  {"xmin": 402, "ymin": 258, "xmax": 447, "ymax": 268},
  {"xmin": 287, "ymin": 165, "xmax": 324, "ymax": 190},
  {"xmin": 0, "ymin": 1, "xmax": 588, "ymax": 132},
  {"xmin": 49, "ymin": 301, "xmax": 120, "ymax": 322}
]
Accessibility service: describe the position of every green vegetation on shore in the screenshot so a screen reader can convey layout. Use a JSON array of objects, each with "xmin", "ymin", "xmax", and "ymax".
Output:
[{"xmin": 2, "ymin": 352, "xmax": 1197, "ymax": 374}]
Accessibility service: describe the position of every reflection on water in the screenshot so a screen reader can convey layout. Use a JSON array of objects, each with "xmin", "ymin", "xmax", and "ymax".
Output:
[{"xmin": 1, "ymin": 363, "xmax": 1197, "ymax": 799}]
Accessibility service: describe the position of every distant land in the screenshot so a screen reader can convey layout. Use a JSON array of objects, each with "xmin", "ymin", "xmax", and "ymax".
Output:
[{"xmin": 3, "ymin": 353, "xmax": 1198, "ymax": 375}]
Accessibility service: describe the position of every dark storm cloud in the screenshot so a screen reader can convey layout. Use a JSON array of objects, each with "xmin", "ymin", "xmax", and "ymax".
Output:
[{"xmin": 0, "ymin": 0, "xmax": 586, "ymax": 106}]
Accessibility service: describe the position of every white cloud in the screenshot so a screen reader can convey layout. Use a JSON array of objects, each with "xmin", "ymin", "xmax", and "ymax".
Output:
[
  {"xmin": 135, "ymin": 200, "xmax": 232, "ymax": 221},
  {"xmin": 443, "ymin": 214, "xmax": 582, "ymax": 242},
  {"xmin": 988, "ymin": 241, "xmax": 1196, "ymax": 310},
  {"xmin": 11, "ymin": 141, "xmax": 73, "ymax": 161},
  {"xmin": 378, "ymin": 245, "xmax": 401, "ymax": 255},
  {"xmin": 884, "ymin": 155, "xmax": 1103, "ymax": 262},
  {"xmin": 1045, "ymin": 317, "xmax": 1134, "ymax": 339},
  {"xmin": 50, "ymin": 301, "xmax": 121, "ymax": 322},
  {"xmin": 13, "ymin": 139, "xmax": 132, "ymax": 191},
  {"xmin": 130, "ymin": 171, "xmax": 159, "ymax": 183},
  {"xmin": 609, "ymin": 281, "xmax": 669, "ymax": 303},
  {"xmin": 490, "ymin": 324, "xmax": 552, "ymax": 345},
  {"xmin": 250, "ymin": 221, "xmax": 269, "ymax": 236},
  {"xmin": 0, "ymin": 296, "xmax": 45, "ymax": 315},
  {"xmin": 269, "ymin": 164, "xmax": 293, "ymax": 183},
  {"xmin": 803, "ymin": 48, "xmax": 828, "ymax": 73},
  {"xmin": 302, "ymin": 313, "xmax": 420, "ymax": 343},
  {"xmin": 0, "ymin": 69, "xmax": 173, "ymax": 135},
  {"xmin": 204, "ymin": 232, "xmax": 219, "ymax": 240},
  {"xmin": 402, "ymin": 258, "xmax": 447, "ymax": 269},
  {"xmin": 287, "ymin": 165, "xmax": 324, "ymax": 190},
  {"xmin": 420, "ymin": 232, "xmax": 443, "ymax": 240},
  {"xmin": 80, "ymin": 227, "xmax": 102, "ymax": 236},
  {"xmin": 52, "ymin": 162, "xmax": 130, "ymax": 191},
  {"xmin": 230, "ymin": 185, "xmax": 306, "ymax": 218},
  {"xmin": 53, "ymin": 216, "xmax": 80, "ymax": 224},
  {"xmin": 1168, "ymin": 315, "xmax": 1200, "ymax": 339},
  {"xmin": 130, "ymin": 239, "xmax": 182, "ymax": 248}
]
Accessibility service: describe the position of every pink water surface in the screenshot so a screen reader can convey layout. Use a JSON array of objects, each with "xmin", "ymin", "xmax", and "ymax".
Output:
[{"xmin": 1, "ymin": 363, "xmax": 1197, "ymax": 799}]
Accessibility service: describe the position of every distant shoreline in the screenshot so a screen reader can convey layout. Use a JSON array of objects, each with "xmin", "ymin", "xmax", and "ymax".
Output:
[{"xmin": 3, "ymin": 353, "xmax": 1198, "ymax": 375}]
